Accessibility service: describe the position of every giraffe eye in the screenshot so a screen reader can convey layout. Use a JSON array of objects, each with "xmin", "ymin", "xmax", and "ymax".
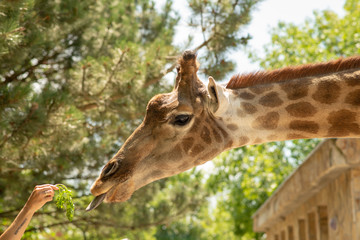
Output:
[{"xmin": 173, "ymin": 114, "xmax": 192, "ymax": 126}]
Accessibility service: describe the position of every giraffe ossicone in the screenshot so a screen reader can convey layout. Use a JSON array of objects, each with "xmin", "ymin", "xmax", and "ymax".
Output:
[{"xmin": 87, "ymin": 50, "xmax": 360, "ymax": 211}]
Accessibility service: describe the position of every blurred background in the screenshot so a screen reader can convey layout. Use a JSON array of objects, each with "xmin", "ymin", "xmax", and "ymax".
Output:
[{"xmin": 0, "ymin": 0, "xmax": 359, "ymax": 239}]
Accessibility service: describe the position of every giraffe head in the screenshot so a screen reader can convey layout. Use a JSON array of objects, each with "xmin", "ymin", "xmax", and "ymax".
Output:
[{"xmin": 86, "ymin": 51, "xmax": 232, "ymax": 210}]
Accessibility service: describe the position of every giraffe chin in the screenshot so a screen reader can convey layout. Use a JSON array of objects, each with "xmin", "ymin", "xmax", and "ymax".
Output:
[
  {"xmin": 104, "ymin": 180, "xmax": 134, "ymax": 203},
  {"xmin": 86, "ymin": 179, "xmax": 135, "ymax": 211}
]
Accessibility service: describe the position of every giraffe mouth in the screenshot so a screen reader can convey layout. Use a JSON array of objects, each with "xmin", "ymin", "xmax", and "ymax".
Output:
[
  {"xmin": 86, "ymin": 193, "xmax": 106, "ymax": 211},
  {"xmin": 87, "ymin": 177, "xmax": 135, "ymax": 211}
]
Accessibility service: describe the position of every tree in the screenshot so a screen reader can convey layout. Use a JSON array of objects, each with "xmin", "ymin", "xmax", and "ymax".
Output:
[
  {"xmin": 0, "ymin": 0, "xmax": 262, "ymax": 238},
  {"xmin": 252, "ymin": 0, "xmax": 360, "ymax": 68},
  {"xmin": 206, "ymin": 0, "xmax": 359, "ymax": 239}
]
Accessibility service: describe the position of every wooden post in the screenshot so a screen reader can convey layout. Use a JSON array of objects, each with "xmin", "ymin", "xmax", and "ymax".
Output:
[
  {"xmin": 288, "ymin": 226, "xmax": 294, "ymax": 240},
  {"xmin": 317, "ymin": 206, "xmax": 328, "ymax": 240},
  {"xmin": 281, "ymin": 230, "xmax": 286, "ymax": 240},
  {"xmin": 307, "ymin": 212, "xmax": 317, "ymax": 240},
  {"xmin": 350, "ymin": 169, "xmax": 360, "ymax": 240},
  {"xmin": 298, "ymin": 219, "xmax": 306, "ymax": 240}
]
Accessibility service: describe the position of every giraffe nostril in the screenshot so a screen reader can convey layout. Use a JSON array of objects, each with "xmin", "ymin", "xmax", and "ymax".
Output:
[{"xmin": 101, "ymin": 161, "xmax": 119, "ymax": 178}]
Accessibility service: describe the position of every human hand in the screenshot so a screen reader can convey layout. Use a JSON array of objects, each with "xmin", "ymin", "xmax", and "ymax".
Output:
[{"xmin": 24, "ymin": 184, "xmax": 59, "ymax": 213}]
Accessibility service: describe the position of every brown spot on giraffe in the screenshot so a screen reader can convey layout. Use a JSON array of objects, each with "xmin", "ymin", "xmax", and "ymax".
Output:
[
  {"xmin": 312, "ymin": 81, "xmax": 341, "ymax": 104},
  {"xmin": 190, "ymin": 144, "xmax": 205, "ymax": 157},
  {"xmin": 289, "ymin": 120, "xmax": 319, "ymax": 134},
  {"xmin": 182, "ymin": 137, "xmax": 194, "ymax": 153},
  {"xmin": 200, "ymin": 126, "xmax": 212, "ymax": 144},
  {"xmin": 249, "ymin": 85, "xmax": 274, "ymax": 94},
  {"xmin": 327, "ymin": 109, "xmax": 360, "ymax": 137},
  {"xmin": 285, "ymin": 102, "xmax": 317, "ymax": 118},
  {"xmin": 252, "ymin": 112, "xmax": 280, "ymax": 130},
  {"xmin": 227, "ymin": 123, "xmax": 239, "ymax": 131},
  {"xmin": 345, "ymin": 89, "xmax": 360, "ymax": 106},
  {"xmin": 259, "ymin": 92, "xmax": 283, "ymax": 107},
  {"xmin": 239, "ymin": 91, "xmax": 256, "ymax": 100},
  {"xmin": 345, "ymin": 72, "xmax": 360, "ymax": 86},
  {"xmin": 280, "ymin": 78, "xmax": 311, "ymax": 100},
  {"xmin": 212, "ymin": 128, "xmax": 222, "ymax": 143},
  {"xmin": 241, "ymin": 102, "xmax": 257, "ymax": 114}
]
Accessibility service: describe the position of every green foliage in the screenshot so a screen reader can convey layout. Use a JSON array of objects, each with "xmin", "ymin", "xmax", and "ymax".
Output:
[
  {"xmin": 250, "ymin": 0, "xmax": 360, "ymax": 68},
  {"xmin": 55, "ymin": 184, "xmax": 74, "ymax": 222},
  {"xmin": 0, "ymin": 0, "xmax": 261, "ymax": 238}
]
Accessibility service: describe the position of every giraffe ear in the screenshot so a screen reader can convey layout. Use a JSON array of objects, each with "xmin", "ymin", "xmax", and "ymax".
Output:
[
  {"xmin": 208, "ymin": 76, "xmax": 219, "ymax": 110},
  {"xmin": 208, "ymin": 77, "xmax": 229, "ymax": 116},
  {"xmin": 207, "ymin": 76, "xmax": 228, "ymax": 115}
]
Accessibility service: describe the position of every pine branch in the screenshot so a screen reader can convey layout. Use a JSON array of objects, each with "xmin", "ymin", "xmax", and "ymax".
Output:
[
  {"xmin": 142, "ymin": 36, "xmax": 214, "ymax": 88},
  {"xmin": 0, "ymin": 102, "xmax": 39, "ymax": 148},
  {"xmin": 232, "ymin": 0, "xmax": 240, "ymax": 9},
  {"xmin": 1, "ymin": 52, "xmax": 59, "ymax": 86},
  {"xmin": 142, "ymin": 61, "xmax": 177, "ymax": 88},
  {"xmin": 81, "ymin": 65, "xmax": 87, "ymax": 93},
  {"xmin": 95, "ymin": 48, "xmax": 129, "ymax": 97},
  {"xmin": 76, "ymin": 102, "xmax": 98, "ymax": 111}
]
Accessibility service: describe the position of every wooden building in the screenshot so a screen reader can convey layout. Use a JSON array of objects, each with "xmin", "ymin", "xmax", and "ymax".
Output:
[{"xmin": 252, "ymin": 139, "xmax": 360, "ymax": 240}]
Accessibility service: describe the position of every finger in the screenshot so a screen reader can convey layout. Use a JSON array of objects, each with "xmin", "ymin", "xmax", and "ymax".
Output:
[
  {"xmin": 50, "ymin": 185, "xmax": 59, "ymax": 191},
  {"xmin": 38, "ymin": 184, "xmax": 59, "ymax": 191},
  {"xmin": 35, "ymin": 186, "xmax": 52, "ymax": 192},
  {"xmin": 36, "ymin": 184, "xmax": 56, "ymax": 189}
]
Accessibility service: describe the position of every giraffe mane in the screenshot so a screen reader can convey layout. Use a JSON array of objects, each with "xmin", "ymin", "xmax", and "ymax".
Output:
[{"xmin": 226, "ymin": 56, "xmax": 360, "ymax": 89}]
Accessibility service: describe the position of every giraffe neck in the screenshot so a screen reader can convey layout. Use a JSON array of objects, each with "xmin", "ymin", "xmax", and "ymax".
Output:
[{"xmin": 219, "ymin": 68, "xmax": 360, "ymax": 147}]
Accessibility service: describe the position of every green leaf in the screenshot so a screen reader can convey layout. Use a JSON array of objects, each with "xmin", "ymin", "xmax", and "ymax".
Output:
[{"xmin": 55, "ymin": 184, "xmax": 75, "ymax": 221}]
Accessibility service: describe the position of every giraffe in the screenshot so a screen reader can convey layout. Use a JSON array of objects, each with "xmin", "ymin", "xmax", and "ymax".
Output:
[{"xmin": 86, "ymin": 50, "xmax": 360, "ymax": 211}]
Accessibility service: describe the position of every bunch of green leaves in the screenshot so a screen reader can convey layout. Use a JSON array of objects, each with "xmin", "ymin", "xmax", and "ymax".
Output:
[{"xmin": 54, "ymin": 184, "xmax": 75, "ymax": 222}]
